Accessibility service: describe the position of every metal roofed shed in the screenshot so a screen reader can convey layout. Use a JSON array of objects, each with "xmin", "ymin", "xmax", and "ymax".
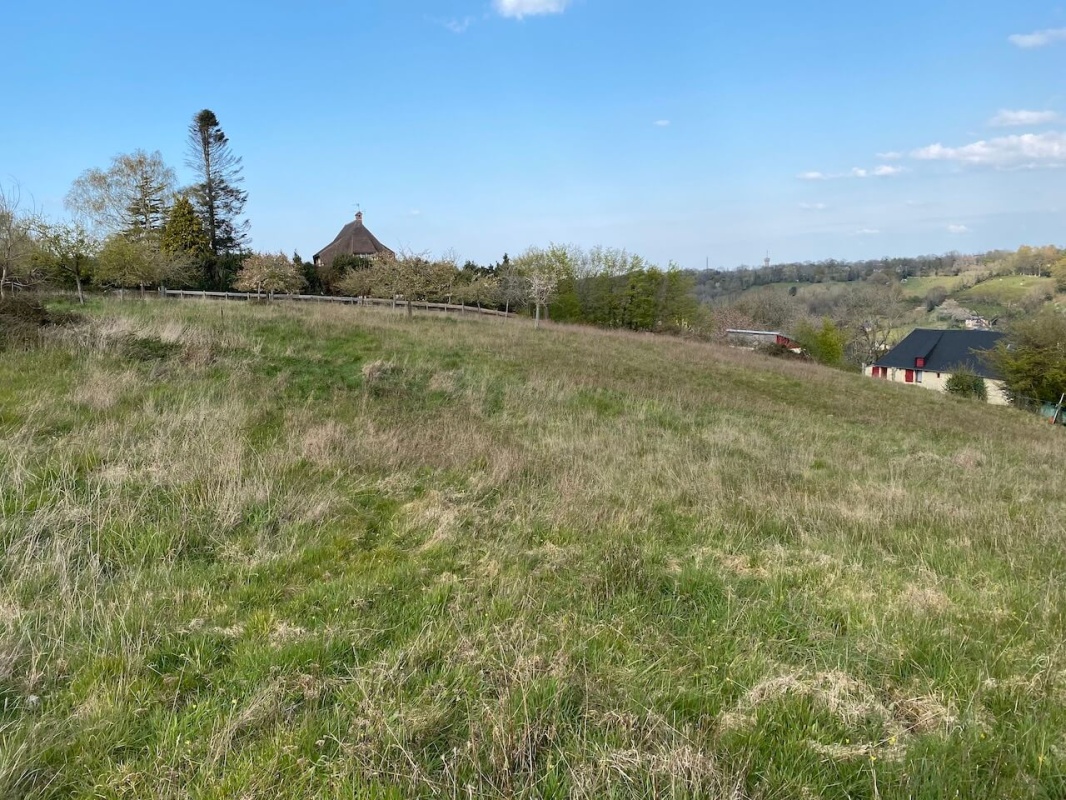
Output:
[{"xmin": 725, "ymin": 329, "xmax": 800, "ymax": 350}]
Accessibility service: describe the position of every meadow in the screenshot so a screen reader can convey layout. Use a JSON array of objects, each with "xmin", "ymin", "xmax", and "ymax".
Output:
[
  {"xmin": 952, "ymin": 276, "xmax": 1057, "ymax": 318},
  {"xmin": 896, "ymin": 275, "xmax": 971, "ymax": 300},
  {"xmin": 1, "ymin": 298, "xmax": 1064, "ymax": 798}
]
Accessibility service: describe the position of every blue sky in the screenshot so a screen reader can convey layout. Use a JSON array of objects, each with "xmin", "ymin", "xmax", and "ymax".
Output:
[{"xmin": 4, "ymin": 1, "xmax": 1065, "ymax": 268}]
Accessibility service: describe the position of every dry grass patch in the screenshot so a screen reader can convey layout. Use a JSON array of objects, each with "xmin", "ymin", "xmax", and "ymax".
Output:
[
  {"xmin": 70, "ymin": 368, "xmax": 141, "ymax": 411},
  {"xmin": 2, "ymin": 298, "xmax": 1065, "ymax": 798}
]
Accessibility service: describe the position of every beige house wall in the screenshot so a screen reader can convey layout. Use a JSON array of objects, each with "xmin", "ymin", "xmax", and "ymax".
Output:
[{"xmin": 863, "ymin": 365, "xmax": 1010, "ymax": 405}]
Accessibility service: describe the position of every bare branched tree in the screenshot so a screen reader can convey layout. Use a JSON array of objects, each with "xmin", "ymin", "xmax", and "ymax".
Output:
[
  {"xmin": 65, "ymin": 151, "xmax": 176, "ymax": 240},
  {"xmin": 0, "ymin": 181, "xmax": 40, "ymax": 298}
]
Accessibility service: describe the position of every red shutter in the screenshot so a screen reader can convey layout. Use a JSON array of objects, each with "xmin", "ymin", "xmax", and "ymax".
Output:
[
  {"xmin": 916, "ymin": 357, "xmax": 925, "ymax": 368},
  {"xmin": 905, "ymin": 369, "xmax": 914, "ymax": 383}
]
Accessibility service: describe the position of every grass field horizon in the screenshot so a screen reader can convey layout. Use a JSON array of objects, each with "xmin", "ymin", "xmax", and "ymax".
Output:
[{"xmin": 2, "ymin": 298, "xmax": 1064, "ymax": 798}]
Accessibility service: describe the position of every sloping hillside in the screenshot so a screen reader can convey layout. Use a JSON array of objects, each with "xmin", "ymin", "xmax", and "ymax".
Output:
[{"xmin": 2, "ymin": 300, "xmax": 1064, "ymax": 799}]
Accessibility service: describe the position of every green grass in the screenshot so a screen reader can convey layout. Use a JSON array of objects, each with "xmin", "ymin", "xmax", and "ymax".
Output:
[
  {"xmin": 897, "ymin": 274, "xmax": 970, "ymax": 299},
  {"xmin": 953, "ymin": 276, "xmax": 1056, "ymax": 316},
  {"xmin": 2, "ymin": 298, "xmax": 1065, "ymax": 798}
]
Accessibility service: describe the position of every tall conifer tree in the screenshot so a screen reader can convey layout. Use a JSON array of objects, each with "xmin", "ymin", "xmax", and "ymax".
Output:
[{"xmin": 185, "ymin": 109, "xmax": 248, "ymax": 286}]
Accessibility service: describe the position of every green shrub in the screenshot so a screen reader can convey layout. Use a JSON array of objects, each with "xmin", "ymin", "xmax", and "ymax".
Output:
[
  {"xmin": 945, "ymin": 368, "xmax": 987, "ymax": 401},
  {"xmin": 795, "ymin": 318, "xmax": 845, "ymax": 367}
]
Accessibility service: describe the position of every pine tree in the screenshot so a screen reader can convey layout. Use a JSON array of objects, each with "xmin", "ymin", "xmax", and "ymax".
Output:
[
  {"xmin": 161, "ymin": 195, "xmax": 210, "ymax": 259},
  {"xmin": 185, "ymin": 109, "xmax": 248, "ymax": 286}
]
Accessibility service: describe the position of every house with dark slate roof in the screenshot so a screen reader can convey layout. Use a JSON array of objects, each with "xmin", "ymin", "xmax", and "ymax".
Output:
[
  {"xmin": 865, "ymin": 328, "xmax": 1009, "ymax": 404},
  {"xmin": 313, "ymin": 211, "xmax": 395, "ymax": 267}
]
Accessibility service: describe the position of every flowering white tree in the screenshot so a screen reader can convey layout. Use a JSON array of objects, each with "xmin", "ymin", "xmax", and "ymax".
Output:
[
  {"xmin": 515, "ymin": 243, "xmax": 575, "ymax": 328},
  {"xmin": 233, "ymin": 252, "xmax": 304, "ymax": 297}
]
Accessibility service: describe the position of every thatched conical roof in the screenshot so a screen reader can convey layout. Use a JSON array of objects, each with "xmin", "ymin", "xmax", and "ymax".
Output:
[{"xmin": 313, "ymin": 212, "xmax": 394, "ymax": 265}]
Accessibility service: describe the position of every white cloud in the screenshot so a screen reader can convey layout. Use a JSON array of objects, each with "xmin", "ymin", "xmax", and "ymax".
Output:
[
  {"xmin": 799, "ymin": 202, "xmax": 827, "ymax": 210},
  {"xmin": 800, "ymin": 165, "xmax": 903, "ymax": 180},
  {"xmin": 408, "ymin": 209, "xmax": 422, "ymax": 217},
  {"xmin": 875, "ymin": 165, "xmax": 903, "ymax": 176},
  {"xmin": 989, "ymin": 109, "xmax": 1060, "ymax": 127},
  {"xmin": 877, "ymin": 151, "xmax": 902, "ymax": 160},
  {"xmin": 444, "ymin": 17, "xmax": 475, "ymax": 33},
  {"xmin": 653, "ymin": 120, "xmax": 671, "ymax": 127},
  {"xmin": 493, "ymin": 0, "xmax": 571, "ymax": 19},
  {"xmin": 947, "ymin": 224, "xmax": 969, "ymax": 234},
  {"xmin": 1009, "ymin": 27, "xmax": 1066, "ymax": 49},
  {"xmin": 911, "ymin": 131, "xmax": 1066, "ymax": 168},
  {"xmin": 854, "ymin": 228, "xmax": 880, "ymax": 236}
]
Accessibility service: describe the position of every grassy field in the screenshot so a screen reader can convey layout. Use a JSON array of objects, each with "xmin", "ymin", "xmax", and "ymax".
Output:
[
  {"xmin": 953, "ymin": 276, "xmax": 1057, "ymax": 317},
  {"xmin": 2, "ymin": 298, "xmax": 1065, "ymax": 799},
  {"xmin": 897, "ymin": 275, "xmax": 970, "ymax": 300}
]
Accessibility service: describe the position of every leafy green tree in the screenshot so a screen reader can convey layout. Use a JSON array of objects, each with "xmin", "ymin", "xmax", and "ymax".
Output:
[
  {"xmin": 455, "ymin": 272, "xmax": 500, "ymax": 309},
  {"xmin": 292, "ymin": 252, "xmax": 321, "ymax": 294},
  {"xmin": 382, "ymin": 253, "xmax": 458, "ymax": 317},
  {"xmin": 96, "ymin": 235, "xmax": 191, "ymax": 294},
  {"xmin": 574, "ymin": 246, "xmax": 645, "ymax": 326},
  {"xmin": 335, "ymin": 257, "xmax": 381, "ymax": 298},
  {"xmin": 233, "ymin": 252, "xmax": 305, "ymax": 297},
  {"xmin": 986, "ymin": 311, "xmax": 1066, "ymax": 403},
  {"xmin": 65, "ymin": 150, "xmax": 176, "ymax": 241},
  {"xmin": 186, "ymin": 109, "xmax": 249, "ymax": 286},
  {"xmin": 33, "ymin": 221, "xmax": 99, "ymax": 303},
  {"xmin": 320, "ymin": 253, "xmax": 373, "ymax": 295},
  {"xmin": 1050, "ymin": 256, "xmax": 1066, "ymax": 293},
  {"xmin": 796, "ymin": 318, "xmax": 846, "ymax": 367},
  {"xmin": 658, "ymin": 265, "xmax": 699, "ymax": 331}
]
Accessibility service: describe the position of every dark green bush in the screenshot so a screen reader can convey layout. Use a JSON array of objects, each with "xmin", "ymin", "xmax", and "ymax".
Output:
[
  {"xmin": 121, "ymin": 335, "xmax": 181, "ymax": 362},
  {"xmin": 945, "ymin": 368, "xmax": 987, "ymax": 401}
]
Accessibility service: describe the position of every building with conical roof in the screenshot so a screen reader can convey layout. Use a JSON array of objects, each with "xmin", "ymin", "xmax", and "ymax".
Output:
[{"xmin": 313, "ymin": 211, "xmax": 395, "ymax": 267}]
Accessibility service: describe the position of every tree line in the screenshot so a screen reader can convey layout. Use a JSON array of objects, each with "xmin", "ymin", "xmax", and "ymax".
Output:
[
  {"xmin": 693, "ymin": 246, "xmax": 1066, "ymax": 304},
  {"xmin": 0, "ymin": 109, "xmax": 247, "ymax": 300},
  {"xmin": 231, "ymin": 244, "xmax": 698, "ymax": 334}
]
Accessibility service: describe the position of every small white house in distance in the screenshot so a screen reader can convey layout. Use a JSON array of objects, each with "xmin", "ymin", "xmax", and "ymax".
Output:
[{"xmin": 865, "ymin": 329, "xmax": 1010, "ymax": 404}]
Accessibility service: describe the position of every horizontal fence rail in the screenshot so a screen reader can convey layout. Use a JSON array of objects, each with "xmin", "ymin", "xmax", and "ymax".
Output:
[{"xmin": 158, "ymin": 289, "xmax": 515, "ymax": 318}]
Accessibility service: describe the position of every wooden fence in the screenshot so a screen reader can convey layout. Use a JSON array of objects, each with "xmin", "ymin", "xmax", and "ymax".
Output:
[{"xmin": 159, "ymin": 289, "xmax": 515, "ymax": 318}]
